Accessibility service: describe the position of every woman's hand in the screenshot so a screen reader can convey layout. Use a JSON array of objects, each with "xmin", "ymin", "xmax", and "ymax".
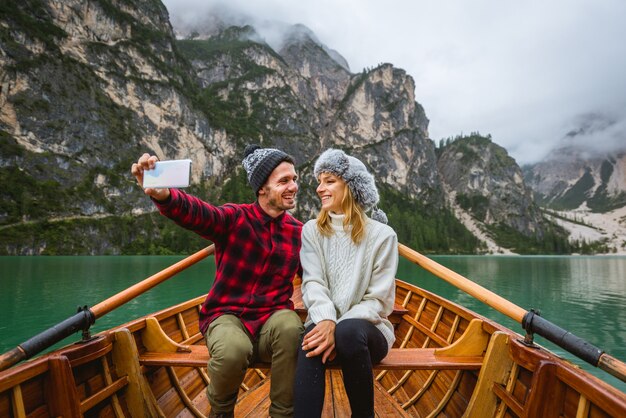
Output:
[{"xmin": 302, "ymin": 320, "xmax": 336, "ymax": 363}]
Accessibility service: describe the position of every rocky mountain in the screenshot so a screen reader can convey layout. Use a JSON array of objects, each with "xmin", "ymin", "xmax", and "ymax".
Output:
[
  {"xmin": 436, "ymin": 134, "xmax": 566, "ymax": 254},
  {"xmin": 523, "ymin": 144, "xmax": 626, "ymax": 254},
  {"xmin": 0, "ymin": 0, "xmax": 559, "ymax": 255},
  {"xmin": 524, "ymin": 146, "xmax": 626, "ymax": 213}
]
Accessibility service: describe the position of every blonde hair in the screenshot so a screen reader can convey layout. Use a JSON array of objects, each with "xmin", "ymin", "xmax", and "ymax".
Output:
[{"xmin": 316, "ymin": 182, "xmax": 367, "ymax": 244}]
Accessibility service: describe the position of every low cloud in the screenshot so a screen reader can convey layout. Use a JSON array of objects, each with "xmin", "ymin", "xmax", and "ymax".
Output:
[
  {"xmin": 559, "ymin": 111, "xmax": 626, "ymax": 156},
  {"xmin": 163, "ymin": 0, "xmax": 626, "ymax": 164}
]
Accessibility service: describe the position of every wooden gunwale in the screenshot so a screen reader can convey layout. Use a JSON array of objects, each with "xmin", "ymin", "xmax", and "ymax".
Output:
[{"xmin": 0, "ymin": 357, "xmax": 49, "ymax": 392}]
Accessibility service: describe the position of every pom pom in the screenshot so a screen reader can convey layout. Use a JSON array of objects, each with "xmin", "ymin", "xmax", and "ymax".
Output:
[
  {"xmin": 371, "ymin": 207, "xmax": 388, "ymax": 224},
  {"xmin": 244, "ymin": 144, "xmax": 261, "ymax": 158}
]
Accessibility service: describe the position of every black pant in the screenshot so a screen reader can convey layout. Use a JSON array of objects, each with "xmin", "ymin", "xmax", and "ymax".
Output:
[{"xmin": 293, "ymin": 318, "xmax": 389, "ymax": 418}]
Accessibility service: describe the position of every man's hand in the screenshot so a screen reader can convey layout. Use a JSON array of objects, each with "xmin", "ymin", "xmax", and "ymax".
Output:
[
  {"xmin": 302, "ymin": 320, "xmax": 336, "ymax": 364},
  {"xmin": 131, "ymin": 153, "xmax": 170, "ymax": 202}
]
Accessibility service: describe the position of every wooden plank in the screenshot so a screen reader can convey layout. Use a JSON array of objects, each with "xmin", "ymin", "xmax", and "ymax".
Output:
[
  {"xmin": 166, "ymin": 367, "xmax": 206, "ymax": 417},
  {"xmin": 235, "ymin": 379, "xmax": 270, "ymax": 417},
  {"xmin": 100, "ymin": 356, "xmax": 125, "ymax": 418},
  {"xmin": 63, "ymin": 336, "xmax": 114, "ymax": 368},
  {"xmin": 435, "ymin": 319, "xmax": 489, "ymax": 357},
  {"xmin": 111, "ymin": 328, "xmax": 162, "ymax": 418},
  {"xmin": 45, "ymin": 356, "xmax": 81, "ymax": 418},
  {"xmin": 464, "ymin": 332, "xmax": 514, "ymax": 418},
  {"xmin": 492, "ymin": 383, "xmax": 525, "ymax": 418},
  {"xmin": 425, "ymin": 370, "xmax": 463, "ymax": 418},
  {"xmin": 0, "ymin": 358, "xmax": 49, "ymax": 392},
  {"xmin": 139, "ymin": 346, "xmax": 482, "ymax": 371},
  {"xmin": 321, "ymin": 372, "xmax": 334, "ymax": 417},
  {"xmin": 554, "ymin": 362, "xmax": 626, "ymax": 418},
  {"xmin": 575, "ymin": 395, "xmax": 590, "ymax": 418},
  {"xmin": 373, "ymin": 381, "xmax": 411, "ymax": 417},
  {"xmin": 79, "ymin": 376, "xmax": 129, "ymax": 413},
  {"xmin": 390, "ymin": 304, "xmax": 409, "ymax": 327},
  {"xmin": 11, "ymin": 385, "xmax": 26, "ymax": 418},
  {"xmin": 330, "ymin": 370, "xmax": 351, "ymax": 418},
  {"xmin": 401, "ymin": 314, "xmax": 449, "ymax": 347},
  {"xmin": 376, "ymin": 349, "xmax": 483, "ymax": 370},
  {"xmin": 142, "ymin": 317, "xmax": 191, "ymax": 354},
  {"xmin": 401, "ymin": 370, "xmax": 438, "ymax": 409},
  {"xmin": 525, "ymin": 362, "xmax": 565, "ymax": 418}
]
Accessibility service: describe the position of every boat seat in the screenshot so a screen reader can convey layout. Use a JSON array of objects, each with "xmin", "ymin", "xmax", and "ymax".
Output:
[
  {"xmin": 139, "ymin": 344, "xmax": 483, "ymax": 370},
  {"xmin": 137, "ymin": 310, "xmax": 485, "ymax": 371}
]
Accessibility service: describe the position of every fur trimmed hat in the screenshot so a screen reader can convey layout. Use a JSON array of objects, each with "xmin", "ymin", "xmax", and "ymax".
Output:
[
  {"xmin": 313, "ymin": 148, "xmax": 388, "ymax": 224},
  {"xmin": 242, "ymin": 144, "xmax": 294, "ymax": 193}
]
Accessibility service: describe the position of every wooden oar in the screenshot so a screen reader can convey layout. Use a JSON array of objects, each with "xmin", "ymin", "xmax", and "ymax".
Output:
[
  {"xmin": 0, "ymin": 245, "xmax": 215, "ymax": 372},
  {"xmin": 398, "ymin": 243, "xmax": 626, "ymax": 383},
  {"xmin": 90, "ymin": 245, "xmax": 214, "ymax": 318}
]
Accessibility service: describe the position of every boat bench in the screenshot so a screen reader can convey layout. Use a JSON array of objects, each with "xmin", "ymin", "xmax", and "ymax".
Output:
[
  {"xmin": 137, "ymin": 309, "xmax": 487, "ymax": 371},
  {"xmin": 139, "ymin": 344, "xmax": 484, "ymax": 370}
]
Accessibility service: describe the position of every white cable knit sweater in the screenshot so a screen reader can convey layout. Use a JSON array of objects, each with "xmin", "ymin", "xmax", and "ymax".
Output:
[{"xmin": 300, "ymin": 213, "xmax": 399, "ymax": 349}]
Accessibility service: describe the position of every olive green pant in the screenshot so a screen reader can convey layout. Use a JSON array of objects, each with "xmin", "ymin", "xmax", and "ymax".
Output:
[{"xmin": 205, "ymin": 310, "xmax": 303, "ymax": 418}]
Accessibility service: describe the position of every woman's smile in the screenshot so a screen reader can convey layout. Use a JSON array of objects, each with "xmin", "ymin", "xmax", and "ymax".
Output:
[{"xmin": 317, "ymin": 173, "xmax": 345, "ymax": 213}]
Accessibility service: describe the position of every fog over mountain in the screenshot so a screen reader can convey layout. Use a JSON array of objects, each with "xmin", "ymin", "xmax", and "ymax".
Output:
[
  {"xmin": 557, "ymin": 113, "xmax": 626, "ymax": 157},
  {"xmin": 162, "ymin": 0, "xmax": 626, "ymax": 164}
]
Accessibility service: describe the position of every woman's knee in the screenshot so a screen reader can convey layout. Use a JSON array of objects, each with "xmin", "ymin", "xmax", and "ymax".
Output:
[{"xmin": 335, "ymin": 319, "xmax": 369, "ymax": 357}]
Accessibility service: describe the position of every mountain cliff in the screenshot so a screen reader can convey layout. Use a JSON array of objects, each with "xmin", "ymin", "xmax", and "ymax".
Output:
[
  {"xmin": 524, "ymin": 147, "xmax": 626, "ymax": 213},
  {"xmin": 523, "ymin": 145, "xmax": 626, "ymax": 254},
  {"xmin": 436, "ymin": 134, "xmax": 571, "ymax": 254},
  {"xmin": 0, "ymin": 1, "xmax": 562, "ymax": 255}
]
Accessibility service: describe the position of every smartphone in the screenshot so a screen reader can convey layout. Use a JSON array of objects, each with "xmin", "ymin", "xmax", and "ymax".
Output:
[{"xmin": 142, "ymin": 159, "xmax": 192, "ymax": 188}]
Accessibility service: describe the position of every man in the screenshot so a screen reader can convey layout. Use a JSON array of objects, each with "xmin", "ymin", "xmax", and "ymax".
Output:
[{"xmin": 131, "ymin": 145, "xmax": 304, "ymax": 418}]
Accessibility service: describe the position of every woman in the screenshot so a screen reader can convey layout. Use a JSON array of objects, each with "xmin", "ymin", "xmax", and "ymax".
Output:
[{"xmin": 293, "ymin": 149, "xmax": 398, "ymax": 418}]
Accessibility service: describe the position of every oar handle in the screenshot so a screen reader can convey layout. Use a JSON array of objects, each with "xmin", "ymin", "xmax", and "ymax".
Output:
[
  {"xmin": 91, "ymin": 245, "xmax": 214, "ymax": 318},
  {"xmin": 0, "ymin": 348, "xmax": 26, "ymax": 372},
  {"xmin": 599, "ymin": 353, "xmax": 626, "ymax": 383},
  {"xmin": 398, "ymin": 243, "xmax": 527, "ymax": 322}
]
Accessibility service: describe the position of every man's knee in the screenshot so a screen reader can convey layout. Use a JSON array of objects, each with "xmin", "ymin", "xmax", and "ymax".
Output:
[
  {"xmin": 270, "ymin": 309, "xmax": 304, "ymax": 341},
  {"xmin": 207, "ymin": 318, "xmax": 253, "ymax": 371},
  {"xmin": 220, "ymin": 341, "xmax": 253, "ymax": 370}
]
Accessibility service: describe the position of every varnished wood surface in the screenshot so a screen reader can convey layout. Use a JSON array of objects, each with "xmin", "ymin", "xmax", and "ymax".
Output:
[{"xmin": 139, "ymin": 345, "xmax": 484, "ymax": 370}]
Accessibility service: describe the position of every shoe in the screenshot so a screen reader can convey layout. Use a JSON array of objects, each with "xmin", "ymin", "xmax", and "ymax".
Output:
[{"xmin": 208, "ymin": 410, "xmax": 234, "ymax": 418}]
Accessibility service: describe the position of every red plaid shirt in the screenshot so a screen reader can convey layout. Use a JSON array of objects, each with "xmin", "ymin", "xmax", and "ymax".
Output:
[{"xmin": 155, "ymin": 188, "xmax": 302, "ymax": 337}]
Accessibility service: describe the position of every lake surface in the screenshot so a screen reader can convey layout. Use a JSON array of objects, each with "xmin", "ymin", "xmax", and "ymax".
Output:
[{"xmin": 0, "ymin": 254, "xmax": 624, "ymax": 392}]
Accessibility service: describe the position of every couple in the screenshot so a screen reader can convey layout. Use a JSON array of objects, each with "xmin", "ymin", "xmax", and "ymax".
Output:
[{"xmin": 131, "ymin": 145, "xmax": 398, "ymax": 418}]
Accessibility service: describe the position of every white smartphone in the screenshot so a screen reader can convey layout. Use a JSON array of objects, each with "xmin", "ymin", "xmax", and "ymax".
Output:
[{"xmin": 142, "ymin": 159, "xmax": 192, "ymax": 188}]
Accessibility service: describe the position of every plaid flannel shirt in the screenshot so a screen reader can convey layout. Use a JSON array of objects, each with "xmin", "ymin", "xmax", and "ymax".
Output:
[{"xmin": 155, "ymin": 188, "xmax": 302, "ymax": 337}]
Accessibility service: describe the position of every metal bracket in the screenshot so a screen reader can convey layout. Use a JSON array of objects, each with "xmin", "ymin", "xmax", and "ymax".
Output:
[
  {"xmin": 520, "ymin": 308, "xmax": 540, "ymax": 348},
  {"xmin": 77, "ymin": 305, "xmax": 97, "ymax": 343}
]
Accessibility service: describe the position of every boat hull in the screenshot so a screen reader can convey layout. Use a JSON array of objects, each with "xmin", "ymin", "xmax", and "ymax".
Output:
[{"xmin": 1, "ymin": 278, "xmax": 625, "ymax": 417}]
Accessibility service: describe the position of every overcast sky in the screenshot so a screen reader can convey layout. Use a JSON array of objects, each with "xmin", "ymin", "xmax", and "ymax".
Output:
[{"xmin": 161, "ymin": 0, "xmax": 626, "ymax": 164}]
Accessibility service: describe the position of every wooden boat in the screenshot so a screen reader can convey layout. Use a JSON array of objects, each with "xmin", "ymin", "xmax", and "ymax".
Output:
[{"xmin": 1, "ymin": 244, "xmax": 625, "ymax": 417}]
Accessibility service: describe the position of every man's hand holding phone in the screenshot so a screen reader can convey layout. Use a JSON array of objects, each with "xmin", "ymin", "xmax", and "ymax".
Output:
[{"xmin": 131, "ymin": 154, "xmax": 191, "ymax": 202}]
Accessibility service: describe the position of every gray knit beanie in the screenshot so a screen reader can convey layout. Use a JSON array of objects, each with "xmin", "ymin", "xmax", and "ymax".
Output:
[
  {"xmin": 313, "ymin": 149, "xmax": 388, "ymax": 224},
  {"xmin": 242, "ymin": 144, "xmax": 294, "ymax": 193}
]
